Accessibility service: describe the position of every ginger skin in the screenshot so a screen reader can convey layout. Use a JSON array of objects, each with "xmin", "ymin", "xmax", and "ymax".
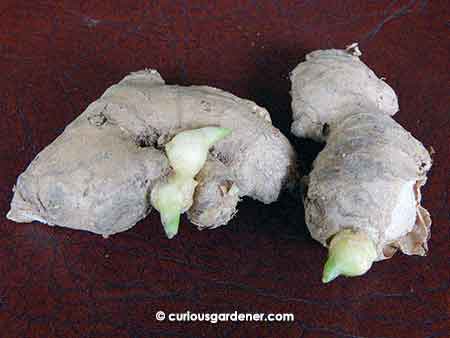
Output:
[
  {"xmin": 291, "ymin": 44, "xmax": 432, "ymax": 282},
  {"xmin": 8, "ymin": 70, "xmax": 297, "ymax": 238}
]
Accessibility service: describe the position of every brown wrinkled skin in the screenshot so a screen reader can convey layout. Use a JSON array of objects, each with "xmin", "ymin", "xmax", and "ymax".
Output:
[
  {"xmin": 304, "ymin": 111, "xmax": 431, "ymax": 260},
  {"xmin": 290, "ymin": 48, "xmax": 398, "ymax": 141},
  {"xmin": 8, "ymin": 70, "xmax": 297, "ymax": 236},
  {"xmin": 291, "ymin": 47, "xmax": 432, "ymax": 260},
  {"xmin": 188, "ymin": 156, "xmax": 240, "ymax": 229}
]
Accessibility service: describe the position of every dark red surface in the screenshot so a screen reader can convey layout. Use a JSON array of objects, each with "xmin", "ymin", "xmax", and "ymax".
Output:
[{"xmin": 1, "ymin": 1, "xmax": 449, "ymax": 337}]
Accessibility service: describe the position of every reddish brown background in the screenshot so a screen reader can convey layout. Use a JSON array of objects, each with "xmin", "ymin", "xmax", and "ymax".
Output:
[{"xmin": 0, "ymin": 1, "xmax": 449, "ymax": 337}]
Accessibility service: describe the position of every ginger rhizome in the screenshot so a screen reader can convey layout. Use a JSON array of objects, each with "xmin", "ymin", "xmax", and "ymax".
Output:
[
  {"xmin": 7, "ymin": 70, "xmax": 297, "ymax": 238},
  {"xmin": 290, "ymin": 44, "xmax": 432, "ymax": 282}
]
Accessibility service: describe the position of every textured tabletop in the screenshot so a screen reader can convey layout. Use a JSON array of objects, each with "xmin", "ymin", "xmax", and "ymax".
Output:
[{"xmin": 0, "ymin": 1, "xmax": 449, "ymax": 337}]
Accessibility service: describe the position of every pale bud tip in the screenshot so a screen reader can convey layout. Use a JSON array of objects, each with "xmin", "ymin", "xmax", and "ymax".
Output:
[
  {"xmin": 160, "ymin": 207, "xmax": 181, "ymax": 239},
  {"xmin": 322, "ymin": 256, "xmax": 341, "ymax": 283}
]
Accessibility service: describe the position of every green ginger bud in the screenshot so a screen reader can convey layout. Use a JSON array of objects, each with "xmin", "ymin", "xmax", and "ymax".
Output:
[
  {"xmin": 322, "ymin": 229, "xmax": 377, "ymax": 283},
  {"xmin": 151, "ymin": 127, "xmax": 231, "ymax": 238}
]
